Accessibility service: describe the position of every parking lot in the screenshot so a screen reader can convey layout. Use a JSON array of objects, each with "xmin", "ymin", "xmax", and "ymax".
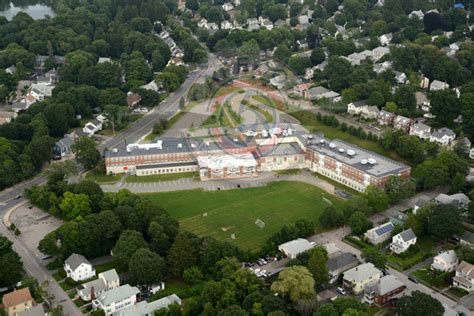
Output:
[{"xmin": 10, "ymin": 204, "xmax": 63, "ymax": 259}]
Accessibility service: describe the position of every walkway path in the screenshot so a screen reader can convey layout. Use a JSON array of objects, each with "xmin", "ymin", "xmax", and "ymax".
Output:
[{"xmin": 101, "ymin": 171, "xmax": 336, "ymax": 195}]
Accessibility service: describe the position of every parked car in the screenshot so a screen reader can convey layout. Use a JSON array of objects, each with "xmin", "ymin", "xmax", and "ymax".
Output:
[
  {"xmin": 14, "ymin": 195, "xmax": 22, "ymax": 200},
  {"xmin": 337, "ymin": 287, "xmax": 346, "ymax": 295},
  {"xmin": 408, "ymin": 276, "xmax": 418, "ymax": 284}
]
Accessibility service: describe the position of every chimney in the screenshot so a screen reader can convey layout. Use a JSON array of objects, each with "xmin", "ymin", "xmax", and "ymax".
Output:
[{"xmin": 91, "ymin": 286, "xmax": 95, "ymax": 301}]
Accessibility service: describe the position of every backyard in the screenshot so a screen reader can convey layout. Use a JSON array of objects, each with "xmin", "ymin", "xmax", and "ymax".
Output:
[{"xmin": 144, "ymin": 181, "xmax": 342, "ymax": 251}]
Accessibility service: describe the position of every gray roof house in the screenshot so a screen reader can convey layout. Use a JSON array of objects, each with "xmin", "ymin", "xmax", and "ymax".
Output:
[
  {"xmin": 409, "ymin": 122, "xmax": 431, "ymax": 140},
  {"xmin": 307, "ymin": 86, "xmax": 341, "ymax": 102},
  {"xmin": 17, "ymin": 305, "xmax": 45, "ymax": 316},
  {"xmin": 461, "ymin": 231, "xmax": 474, "ymax": 247},
  {"xmin": 112, "ymin": 294, "xmax": 182, "ymax": 316},
  {"xmin": 390, "ymin": 228, "xmax": 417, "ymax": 254},
  {"xmin": 435, "ymin": 193, "xmax": 471, "ymax": 210},
  {"xmin": 64, "ymin": 253, "xmax": 96, "ymax": 282},
  {"xmin": 278, "ymin": 238, "xmax": 313, "ymax": 259},
  {"xmin": 53, "ymin": 134, "xmax": 75, "ymax": 158},
  {"xmin": 78, "ymin": 269, "xmax": 120, "ymax": 301},
  {"xmin": 430, "ymin": 127, "xmax": 456, "ymax": 146},
  {"xmin": 327, "ymin": 252, "xmax": 360, "ymax": 283}
]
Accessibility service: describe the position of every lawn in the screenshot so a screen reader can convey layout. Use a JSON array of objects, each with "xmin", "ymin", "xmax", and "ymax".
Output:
[
  {"xmin": 387, "ymin": 236, "xmax": 435, "ymax": 271},
  {"xmin": 94, "ymin": 260, "xmax": 123, "ymax": 274},
  {"xmin": 144, "ymin": 181, "xmax": 342, "ymax": 251},
  {"xmin": 85, "ymin": 170, "xmax": 121, "ymax": 184},
  {"xmin": 412, "ymin": 266, "xmax": 453, "ymax": 289},
  {"xmin": 125, "ymin": 172, "xmax": 199, "ymax": 183},
  {"xmin": 149, "ymin": 279, "xmax": 197, "ymax": 301},
  {"xmin": 288, "ymin": 111, "xmax": 409, "ymax": 164}
]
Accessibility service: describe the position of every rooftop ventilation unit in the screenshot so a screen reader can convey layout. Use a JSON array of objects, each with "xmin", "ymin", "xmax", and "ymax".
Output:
[
  {"xmin": 177, "ymin": 143, "xmax": 182, "ymax": 148},
  {"xmin": 308, "ymin": 135, "xmax": 314, "ymax": 139},
  {"xmin": 347, "ymin": 149, "xmax": 355, "ymax": 156},
  {"xmin": 329, "ymin": 143, "xmax": 336, "ymax": 149},
  {"xmin": 112, "ymin": 148, "xmax": 118, "ymax": 153},
  {"xmin": 361, "ymin": 159, "xmax": 368, "ymax": 165},
  {"xmin": 368, "ymin": 158, "xmax": 377, "ymax": 165},
  {"xmin": 338, "ymin": 148, "xmax": 345, "ymax": 153},
  {"xmin": 320, "ymin": 139, "xmax": 325, "ymax": 144}
]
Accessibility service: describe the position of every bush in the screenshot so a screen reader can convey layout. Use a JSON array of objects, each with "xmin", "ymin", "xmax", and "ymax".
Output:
[
  {"xmin": 65, "ymin": 277, "xmax": 78, "ymax": 286},
  {"xmin": 58, "ymin": 269, "xmax": 67, "ymax": 279}
]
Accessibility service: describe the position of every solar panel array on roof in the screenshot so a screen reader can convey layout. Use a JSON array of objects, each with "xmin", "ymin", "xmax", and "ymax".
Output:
[{"xmin": 375, "ymin": 223, "xmax": 394, "ymax": 236}]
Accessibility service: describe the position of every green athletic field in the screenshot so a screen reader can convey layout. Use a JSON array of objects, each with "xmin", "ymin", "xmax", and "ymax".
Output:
[{"xmin": 144, "ymin": 181, "xmax": 342, "ymax": 251}]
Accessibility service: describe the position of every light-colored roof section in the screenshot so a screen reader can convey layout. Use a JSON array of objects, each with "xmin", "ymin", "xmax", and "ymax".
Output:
[
  {"xmin": 96, "ymin": 284, "xmax": 139, "ymax": 306},
  {"xmin": 17, "ymin": 305, "xmax": 45, "ymax": 316},
  {"xmin": 100, "ymin": 269, "xmax": 119, "ymax": 282},
  {"xmin": 434, "ymin": 250, "xmax": 458, "ymax": 264},
  {"xmin": 431, "ymin": 127, "xmax": 455, "ymax": 139},
  {"xmin": 197, "ymin": 152, "xmax": 257, "ymax": 169},
  {"xmin": 279, "ymin": 238, "xmax": 313, "ymax": 256},
  {"xmin": 344, "ymin": 263, "xmax": 381, "ymax": 282},
  {"xmin": 3, "ymin": 288, "xmax": 33, "ymax": 308},
  {"xmin": 112, "ymin": 294, "xmax": 181, "ymax": 316},
  {"xmin": 65, "ymin": 253, "xmax": 92, "ymax": 270},
  {"xmin": 366, "ymin": 275, "xmax": 404, "ymax": 295}
]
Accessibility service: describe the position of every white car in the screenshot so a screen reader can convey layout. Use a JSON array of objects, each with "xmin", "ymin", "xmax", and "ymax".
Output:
[
  {"xmin": 140, "ymin": 108, "xmax": 149, "ymax": 113},
  {"xmin": 337, "ymin": 287, "xmax": 346, "ymax": 295},
  {"xmin": 253, "ymin": 268, "xmax": 261, "ymax": 275}
]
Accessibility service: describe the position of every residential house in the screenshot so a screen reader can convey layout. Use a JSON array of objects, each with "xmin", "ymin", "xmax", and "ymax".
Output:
[
  {"xmin": 434, "ymin": 193, "xmax": 470, "ymax": 210},
  {"xmin": 393, "ymin": 115, "xmax": 412, "ymax": 132},
  {"xmin": 247, "ymin": 18, "xmax": 260, "ymax": 31},
  {"xmin": 37, "ymin": 69, "xmax": 59, "ymax": 84},
  {"xmin": 291, "ymin": 83, "xmax": 311, "ymax": 99},
  {"xmin": 378, "ymin": 110, "xmax": 396, "ymax": 126},
  {"xmin": 64, "ymin": 253, "xmax": 96, "ymax": 282},
  {"xmin": 17, "ymin": 305, "xmax": 45, "ymax": 316},
  {"xmin": 304, "ymin": 67, "xmax": 315, "ymax": 80},
  {"xmin": 260, "ymin": 18, "xmax": 273, "ymax": 30},
  {"xmin": 344, "ymin": 52, "xmax": 366, "ymax": 66},
  {"xmin": 296, "ymin": 39, "xmax": 308, "ymax": 50},
  {"xmin": 371, "ymin": 47, "xmax": 390, "ymax": 61},
  {"xmin": 364, "ymin": 275, "xmax": 405, "ymax": 306},
  {"xmin": 222, "ymin": 2, "xmax": 234, "ymax": 11},
  {"xmin": 197, "ymin": 18, "xmax": 208, "ymax": 29},
  {"xmin": 30, "ymin": 83, "xmax": 54, "ymax": 97},
  {"xmin": 430, "ymin": 127, "xmax": 456, "ymax": 146},
  {"xmin": 112, "ymin": 294, "xmax": 181, "ymax": 316},
  {"xmin": 308, "ymin": 86, "xmax": 341, "ymax": 103},
  {"xmin": 347, "ymin": 100, "xmax": 369, "ymax": 115},
  {"xmin": 460, "ymin": 231, "xmax": 474, "ymax": 247},
  {"xmin": 126, "ymin": 92, "xmax": 141, "ymax": 109},
  {"xmin": 364, "ymin": 222, "xmax": 394, "ymax": 245},
  {"xmin": 255, "ymin": 63, "xmax": 270, "ymax": 77},
  {"xmin": 11, "ymin": 101, "xmax": 29, "ymax": 113},
  {"xmin": 379, "ymin": 33, "xmax": 393, "ymax": 46},
  {"xmin": 327, "ymin": 252, "xmax": 360, "ymax": 284},
  {"xmin": 78, "ymin": 269, "xmax": 120, "ymax": 301},
  {"xmin": 0, "ymin": 111, "xmax": 17, "ymax": 125},
  {"xmin": 5, "ymin": 65, "xmax": 16, "ymax": 75},
  {"xmin": 362, "ymin": 106, "xmax": 380, "ymax": 119},
  {"xmin": 298, "ymin": 15, "xmax": 310, "ymax": 25},
  {"xmin": 140, "ymin": 80, "xmax": 161, "ymax": 92},
  {"xmin": 83, "ymin": 119, "xmax": 103, "ymax": 136},
  {"xmin": 373, "ymin": 61, "xmax": 393, "ymax": 74},
  {"xmin": 420, "ymin": 75, "xmax": 430, "ymax": 89},
  {"xmin": 221, "ymin": 20, "xmax": 233, "ymax": 29},
  {"xmin": 453, "ymin": 261, "xmax": 474, "ymax": 292},
  {"xmin": 274, "ymin": 19, "xmax": 286, "ymax": 28},
  {"xmin": 278, "ymin": 238, "xmax": 313, "ymax": 259},
  {"xmin": 394, "ymin": 71, "xmax": 407, "ymax": 84},
  {"xmin": 432, "ymin": 250, "xmax": 458, "ymax": 272},
  {"xmin": 413, "ymin": 197, "xmax": 429, "ymax": 215},
  {"xmin": 409, "ymin": 122, "xmax": 431, "ymax": 140},
  {"xmin": 430, "ymin": 80, "xmax": 449, "ymax": 91},
  {"xmin": 415, "ymin": 92, "xmax": 431, "ymax": 112},
  {"xmin": 92, "ymin": 284, "xmax": 140, "ymax": 315},
  {"xmin": 409, "ymin": 10, "xmax": 424, "ymax": 19},
  {"xmin": 315, "ymin": 60, "xmax": 328, "ymax": 71},
  {"xmin": 52, "ymin": 134, "xmax": 75, "ymax": 158},
  {"xmin": 2, "ymin": 288, "xmax": 34, "ymax": 316},
  {"xmin": 207, "ymin": 22, "xmax": 219, "ymax": 31},
  {"xmin": 98, "ymin": 57, "xmax": 112, "ymax": 64},
  {"xmin": 389, "ymin": 211, "xmax": 408, "ymax": 226},
  {"xmin": 269, "ymin": 75, "xmax": 287, "ymax": 90},
  {"xmin": 343, "ymin": 263, "xmax": 382, "ymax": 294},
  {"xmin": 390, "ymin": 228, "xmax": 417, "ymax": 254}
]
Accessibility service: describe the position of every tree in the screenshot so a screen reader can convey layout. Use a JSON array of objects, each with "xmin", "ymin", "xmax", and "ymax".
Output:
[
  {"xmin": 384, "ymin": 176, "xmax": 416, "ymax": 204},
  {"xmin": 349, "ymin": 212, "xmax": 372, "ymax": 235},
  {"xmin": 307, "ymin": 248, "xmax": 329, "ymax": 289},
  {"xmin": 129, "ymin": 248, "xmax": 166, "ymax": 285},
  {"xmin": 288, "ymin": 56, "xmax": 312, "ymax": 76},
  {"xmin": 0, "ymin": 236, "xmax": 23, "ymax": 287},
  {"xmin": 274, "ymin": 44, "xmax": 291, "ymax": 64},
  {"xmin": 396, "ymin": 291, "xmax": 444, "ymax": 316},
  {"xmin": 362, "ymin": 248, "xmax": 386, "ymax": 269},
  {"xmin": 113, "ymin": 230, "xmax": 148, "ymax": 269},
  {"xmin": 430, "ymin": 89, "xmax": 460, "ymax": 127},
  {"xmin": 59, "ymin": 192, "xmax": 91, "ymax": 220},
  {"xmin": 103, "ymin": 104, "xmax": 124, "ymax": 135},
  {"xmin": 238, "ymin": 39, "xmax": 260, "ymax": 64},
  {"xmin": 364, "ymin": 186, "xmax": 390, "ymax": 213},
  {"xmin": 315, "ymin": 304, "xmax": 338, "ymax": 316},
  {"xmin": 311, "ymin": 48, "xmax": 325, "ymax": 66},
  {"xmin": 319, "ymin": 206, "xmax": 344, "ymax": 228},
  {"xmin": 270, "ymin": 266, "xmax": 315, "ymax": 302},
  {"xmin": 167, "ymin": 232, "xmax": 200, "ymax": 277},
  {"xmin": 72, "ymin": 137, "xmax": 101, "ymax": 170},
  {"xmin": 394, "ymin": 86, "xmax": 416, "ymax": 113},
  {"xmin": 368, "ymin": 91, "xmax": 384, "ymax": 107},
  {"xmin": 427, "ymin": 204, "xmax": 462, "ymax": 241}
]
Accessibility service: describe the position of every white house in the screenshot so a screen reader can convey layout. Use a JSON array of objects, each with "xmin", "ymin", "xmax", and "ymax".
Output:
[
  {"xmin": 435, "ymin": 193, "xmax": 471, "ymax": 210},
  {"xmin": 78, "ymin": 269, "xmax": 120, "ymax": 301},
  {"xmin": 394, "ymin": 71, "xmax": 408, "ymax": 84},
  {"xmin": 343, "ymin": 263, "xmax": 382, "ymax": 294},
  {"xmin": 390, "ymin": 229, "xmax": 417, "ymax": 254},
  {"xmin": 347, "ymin": 100, "xmax": 369, "ymax": 115},
  {"xmin": 409, "ymin": 10, "xmax": 424, "ymax": 19},
  {"xmin": 362, "ymin": 106, "xmax": 380, "ymax": 119},
  {"xmin": 430, "ymin": 127, "xmax": 456, "ymax": 146},
  {"xmin": 197, "ymin": 18, "xmax": 208, "ymax": 29},
  {"xmin": 83, "ymin": 119, "xmax": 103, "ymax": 136},
  {"xmin": 453, "ymin": 261, "xmax": 474, "ymax": 292},
  {"xmin": 64, "ymin": 253, "xmax": 96, "ymax": 282},
  {"xmin": 92, "ymin": 284, "xmax": 139, "ymax": 315},
  {"xmin": 430, "ymin": 80, "xmax": 449, "ymax": 91},
  {"xmin": 364, "ymin": 222, "xmax": 394, "ymax": 245},
  {"xmin": 409, "ymin": 122, "xmax": 431, "ymax": 140},
  {"xmin": 247, "ymin": 18, "xmax": 260, "ymax": 31},
  {"xmin": 222, "ymin": 2, "xmax": 234, "ymax": 11},
  {"xmin": 112, "ymin": 294, "xmax": 182, "ymax": 316},
  {"xmin": 260, "ymin": 18, "xmax": 273, "ymax": 30},
  {"xmin": 221, "ymin": 20, "xmax": 233, "ymax": 30},
  {"xmin": 431, "ymin": 250, "xmax": 458, "ymax": 272},
  {"xmin": 378, "ymin": 33, "xmax": 393, "ymax": 46}
]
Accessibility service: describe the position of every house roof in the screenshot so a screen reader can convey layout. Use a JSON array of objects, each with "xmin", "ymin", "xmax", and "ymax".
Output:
[
  {"xmin": 434, "ymin": 250, "xmax": 458, "ymax": 264},
  {"xmin": 415, "ymin": 92, "xmax": 429, "ymax": 105},
  {"xmin": 397, "ymin": 228, "xmax": 416, "ymax": 242},
  {"xmin": 65, "ymin": 253, "xmax": 92, "ymax": 271},
  {"xmin": 344, "ymin": 263, "xmax": 381, "ymax": 282},
  {"xmin": 411, "ymin": 122, "xmax": 431, "ymax": 132},
  {"xmin": 351, "ymin": 100, "xmax": 368, "ymax": 108},
  {"xmin": 112, "ymin": 294, "xmax": 181, "ymax": 316},
  {"xmin": 96, "ymin": 284, "xmax": 139, "ymax": 306},
  {"xmin": 278, "ymin": 238, "xmax": 313, "ymax": 256},
  {"xmin": 327, "ymin": 252, "xmax": 359, "ymax": 272},
  {"xmin": 365, "ymin": 275, "xmax": 404, "ymax": 296},
  {"xmin": 100, "ymin": 269, "xmax": 119, "ymax": 282},
  {"xmin": 368, "ymin": 222, "xmax": 394, "ymax": 237},
  {"xmin": 3, "ymin": 288, "xmax": 33, "ymax": 308},
  {"xmin": 17, "ymin": 305, "xmax": 45, "ymax": 316},
  {"xmin": 12, "ymin": 101, "xmax": 28, "ymax": 109},
  {"xmin": 79, "ymin": 278, "xmax": 106, "ymax": 297},
  {"xmin": 56, "ymin": 135, "xmax": 74, "ymax": 149},
  {"xmin": 431, "ymin": 127, "xmax": 455, "ymax": 139},
  {"xmin": 456, "ymin": 260, "xmax": 474, "ymax": 278}
]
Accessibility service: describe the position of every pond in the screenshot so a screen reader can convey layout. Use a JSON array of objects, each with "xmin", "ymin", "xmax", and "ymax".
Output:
[{"xmin": 0, "ymin": 1, "xmax": 55, "ymax": 20}]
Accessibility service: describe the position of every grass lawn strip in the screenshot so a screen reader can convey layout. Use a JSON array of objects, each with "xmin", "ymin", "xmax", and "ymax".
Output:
[
  {"xmin": 125, "ymin": 172, "xmax": 199, "ymax": 183},
  {"xmin": 144, "ymin": 181, "xmax": 342, "ymax": 251},
  {"xmin": 85, "ymin": 171, "xmax": 121, "ymax": 184}
]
